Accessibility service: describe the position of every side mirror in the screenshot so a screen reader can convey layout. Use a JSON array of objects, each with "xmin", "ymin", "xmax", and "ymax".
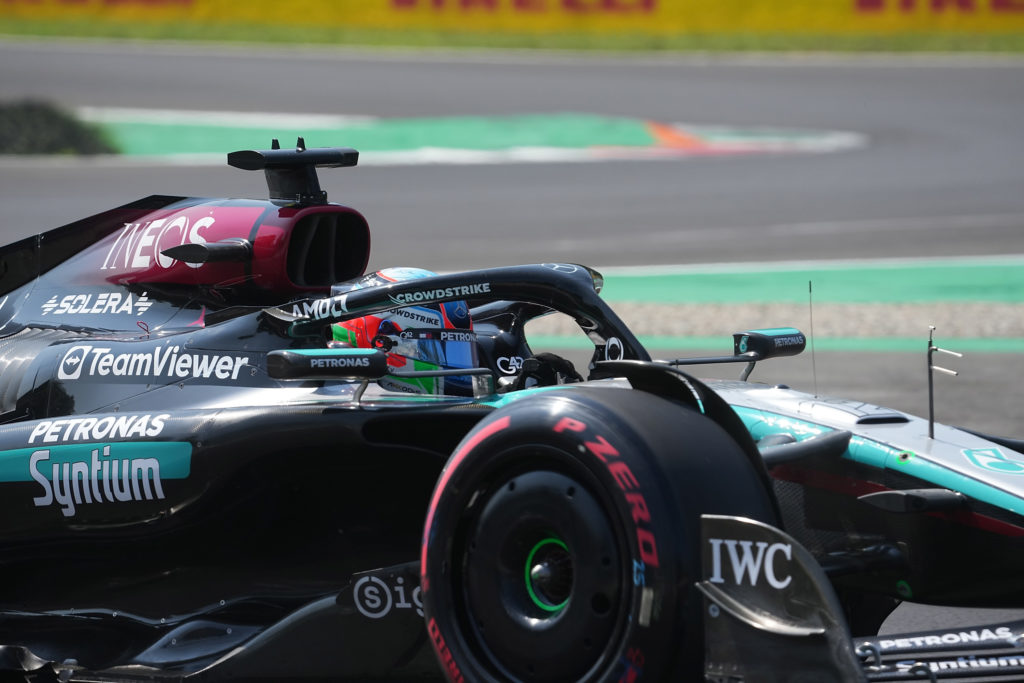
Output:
[
  {"xmin": 665, "ymin": 327, "xmax": 806, "ymax": 380},
  {"xmin": 267, "ymin": 348, "xmax": 389, "ymax": 381},
  {"xmin": 733, "ymin": 328, "xmax": 806, "ymax": 360},
  {"xmin": 267, "ymin": 347, "xmax": 499, "ymax": 398},
  {"xmin": 732, "ymin": 328, "xmax": 805, "ymax": 381}
]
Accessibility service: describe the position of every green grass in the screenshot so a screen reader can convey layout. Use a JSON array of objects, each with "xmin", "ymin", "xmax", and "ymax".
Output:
[{"xmin": 2, "ymin": 18, "xmax": 1024, "ymax": 53}]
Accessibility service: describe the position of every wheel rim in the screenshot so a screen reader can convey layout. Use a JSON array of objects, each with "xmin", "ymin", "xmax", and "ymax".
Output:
[{"xmin": 458, "ymin": 467, "xmax": 628, "ymax": 682}]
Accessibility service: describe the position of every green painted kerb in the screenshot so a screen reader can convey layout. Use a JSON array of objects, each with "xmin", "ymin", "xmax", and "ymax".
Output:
[
  {"xmin": 600, "ymin": 261, "xmax": 1024, "ymax": 304},
  {"xmin": 99, "ymin": 113, "xmax": 655, "ymax": 157}
]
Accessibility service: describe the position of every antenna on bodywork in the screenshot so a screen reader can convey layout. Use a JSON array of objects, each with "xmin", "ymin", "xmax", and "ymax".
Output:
[
  {"xmin": 227, "ymin": 138, "xmax": 358, "ymax": 205},
  {"xmin": 809, "ymin": 280, "xmax": 819, "ymax": 398},
  {"xmin": 927, "ymin": 326, "xmax": 963, "ymax": 439}
]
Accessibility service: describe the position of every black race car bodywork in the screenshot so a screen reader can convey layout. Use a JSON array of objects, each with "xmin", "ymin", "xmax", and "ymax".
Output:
[{"xmin": 1, "ymin": 145, "xmax": 1022, "ymax": 682}]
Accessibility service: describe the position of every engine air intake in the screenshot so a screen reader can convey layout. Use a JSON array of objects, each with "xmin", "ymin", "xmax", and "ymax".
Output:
[{"xmin": 287, "ymin": 211, "xmax": 369, "ymax": 287}]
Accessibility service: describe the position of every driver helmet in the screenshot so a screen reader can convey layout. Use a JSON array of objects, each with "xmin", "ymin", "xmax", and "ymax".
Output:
[{"xmin": 329, "ymin": 267, "xmax": 478, "ymax": 396}]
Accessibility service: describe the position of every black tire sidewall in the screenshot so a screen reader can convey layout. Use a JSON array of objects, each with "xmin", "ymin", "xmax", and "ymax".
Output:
[{"xmin": 422, "ymin": 387, "xmax": 777, "ymax": 683}]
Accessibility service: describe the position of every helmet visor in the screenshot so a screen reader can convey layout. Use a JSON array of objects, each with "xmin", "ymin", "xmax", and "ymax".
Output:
[{"xmin": 394, "ymin": 328, "xmax": 478, "ymax": 371}]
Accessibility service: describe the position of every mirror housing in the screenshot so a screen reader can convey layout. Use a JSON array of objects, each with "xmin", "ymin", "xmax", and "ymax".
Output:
[
  {"xmin": 733, "ymin": 328, "xmax": 806, "ymax": 360},
  {"xmin": 267, "ymin": 348, "xmax": 388, "ymax": 381}
]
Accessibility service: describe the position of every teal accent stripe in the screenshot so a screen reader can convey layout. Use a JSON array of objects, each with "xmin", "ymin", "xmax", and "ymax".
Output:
[
  {"xmin": 480, "ymin": 384, "xmax": 570, "ymax": 409},
  {"xmin": 888, "ymin": 448, "xmax": 1024, "ymax": 517},
  {"xmin": 0, "ymin": 442, "xmax": 192, "ymax": 483},
  {"xmin": 748, "ymin": 327, "xmax": 803, "ymax": 336},
  {"xmin": 289, "ymin": 349, "xmax": 379, "ymax": 357},
  {"xmin": 731, "ymin": 405, "xmax": 1024, "ymax": 515},
  {"xmin": 732, "ymin": 405, "xmax": 833, "ymax": 443}
]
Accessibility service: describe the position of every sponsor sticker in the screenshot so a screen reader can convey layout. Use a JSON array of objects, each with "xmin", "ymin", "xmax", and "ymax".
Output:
[
  {"xmin": 291, "ymin": 293, "xmax": 349, "ymax": 320},
  {"xmin": 895, "ymin": 652, "xmax": 1024, "ymax": 675},
  {"xmin": 58, "ymin": 345, "xmax": 249, "ymax": 382},
  {"xmin": 28, "ymin": 413, "xmax": 169, "ymax": 445},
  {"xmin": 964, "ymin": 448, "xmax": 1024, "ymax": 475},
  {"xmin": 389, "ymin": 283, "xmax": 491, "ymax": 306},
  {"xmin": 605, "ymin": 337, "xmax": 624, "ymax": 361},
  {"xmin": 707, "ymin": 537, "xmax": 793, "ymax": 589},
  {"xmin": 773, "ymin": 335, "xmax": 805, "ymax": 348},
  {"xmin": 542, "ymin": 263, "xmax": 578, "ymax": 273},
  {"xmin": 439, "ymin": 331, "xmax": 475, "ymax": 343},
  {"xmin": 353, "ymin": 575, "xmax": 423, "ymax": 619},
  {"xmin": 398, "ymin": 329, "xmax": 475, "ymax": 343},
  {"xmin": 41, "ymin": 291, "xmax": 152, "ymax": 317},
  {"xmin": 97, "ymin": 206, "xmax": 261, "ymax": 274},
  {"xmin": 879, "ymin": 627, "xmax": 1014, "ymax": 651},
  {"xmin": 309, "ymin": 356, "xmax": 371, "ymax": 369},
  {"xmin": 389, "ymin": 308, "xmax": 445, "ymax": 327},
  {"xmin": 0, "ymin": 441, "xmax": 191, "ymax": 518},
  {"xmin": 102, "ymin": 216, "xmax": 211, "ymax": 272},
  {"xmin": 497, "ymin": 356, "xmax": 524, "ymax": 374}
]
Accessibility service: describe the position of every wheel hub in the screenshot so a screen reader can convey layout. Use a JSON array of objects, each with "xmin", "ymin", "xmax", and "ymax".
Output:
[
  {"xmin": 460, "ymin": 469, "xmax": 626, "ymax": 681},
  {"xmin": 526, "ymin": 538, "xmax": 573, "ymax": 611}
]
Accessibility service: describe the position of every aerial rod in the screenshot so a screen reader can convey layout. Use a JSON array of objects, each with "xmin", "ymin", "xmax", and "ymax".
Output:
[{"xmin": 927, "ymin": 326, "xmax": 963, "ymax": 440}]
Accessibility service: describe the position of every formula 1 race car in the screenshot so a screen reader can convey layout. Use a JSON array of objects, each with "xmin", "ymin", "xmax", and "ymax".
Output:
[{"xmin": 1, "ymin": 142, "xmax": 1022, "ymax": 682}]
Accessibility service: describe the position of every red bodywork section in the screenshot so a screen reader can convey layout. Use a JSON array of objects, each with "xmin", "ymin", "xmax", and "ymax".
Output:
[{"xmin": 53, "ymin": 198, "xmax": 370, "ymax": 297}]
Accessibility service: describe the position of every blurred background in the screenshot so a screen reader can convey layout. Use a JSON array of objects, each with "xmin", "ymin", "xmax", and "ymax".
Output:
[{"xmin": 1, "ymin": 0, "xmax": 1023, "ymax": 645}]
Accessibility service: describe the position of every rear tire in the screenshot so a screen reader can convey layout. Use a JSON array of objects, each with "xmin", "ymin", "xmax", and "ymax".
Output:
[{"xmin": 421, "ymin": 386, "xmax": 778, "ymax": 682}]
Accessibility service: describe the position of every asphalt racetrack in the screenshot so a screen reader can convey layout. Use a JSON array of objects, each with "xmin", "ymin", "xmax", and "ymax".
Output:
[{"xmin": 2, "ymin": 39, "xmax": 1024, "ymax": 658}]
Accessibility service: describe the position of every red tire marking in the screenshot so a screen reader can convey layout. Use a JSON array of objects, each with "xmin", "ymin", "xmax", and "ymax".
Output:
[{"xmin": 421, "ymin": 415, "xmax": 512, "ymax": 585}]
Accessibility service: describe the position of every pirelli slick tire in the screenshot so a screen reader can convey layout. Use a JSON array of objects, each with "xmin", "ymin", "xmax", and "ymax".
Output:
[{"xmin": 420, "ymin": 386, "xmax": 779, "ymax": 683}]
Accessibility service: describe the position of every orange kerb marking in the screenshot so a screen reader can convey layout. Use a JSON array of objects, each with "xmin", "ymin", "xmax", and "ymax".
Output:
[{"xmin": 647, "ymin": 121, "xmax": 706, "ymax": 150}]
